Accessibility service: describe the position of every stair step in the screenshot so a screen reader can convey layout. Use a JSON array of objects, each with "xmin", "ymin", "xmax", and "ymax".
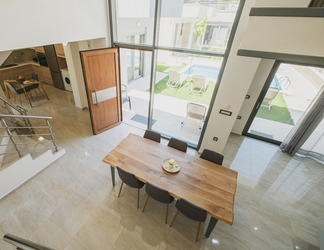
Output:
[
  {"xmin": 0, "ymin": 148, "xmax": 66, "ymax": 200},
  {"xmin": 0, "ymin": 130, "xmax": 55, "ymax": 171}
]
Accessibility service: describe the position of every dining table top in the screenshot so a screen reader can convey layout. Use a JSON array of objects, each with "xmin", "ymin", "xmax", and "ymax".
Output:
[{"xmin": 102, "ymin": 133, "xmax": 238, "ymax": 226}]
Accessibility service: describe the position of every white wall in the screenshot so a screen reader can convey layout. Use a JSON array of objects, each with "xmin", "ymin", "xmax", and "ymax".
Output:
[
  {"xmin": 232, "ymin": 59, "xmax": 275, "ymax": 133},
  {"xmin": 0, "ymin": 0, "xmax": 109, "ymax": 52},
  {"xmin": 199, "ymin": 0, "xmax": 259, "ymax": 154},
  {"xmin": 254, "ymin": 0, "xmax": 310, "ymax": 7},
  {"xmin": 239, "ymin": 16, "xmax": 324, "ymax": 58}
]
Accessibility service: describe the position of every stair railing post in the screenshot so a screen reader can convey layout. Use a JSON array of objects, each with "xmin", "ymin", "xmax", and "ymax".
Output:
[
  {"xmin": 45, "ymin": 119, "xmax": 58, "ymax": 152},
  {"xmin": 0, "ymin": 118, "xmax": 23, "ymax": 157}
]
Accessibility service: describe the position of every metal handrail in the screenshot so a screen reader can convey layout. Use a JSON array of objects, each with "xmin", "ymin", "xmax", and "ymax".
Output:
[
  {"xmin": 0, "ymin": 113, "xmax": 58, "ymax": 157},
  {"xmin": 3, "ymin": 234, "xmax": 55, "ymax": 250},
  {"xmin": 0, "ymin": 96, "xmax": 34, "ymax": 135},
  {"xmin": 0, "ymin": 95, "xmax": 28, "ymax": 114},
  {"xmin": 0, "ymin": 114, "xmax": 52, "ymax": 120}
]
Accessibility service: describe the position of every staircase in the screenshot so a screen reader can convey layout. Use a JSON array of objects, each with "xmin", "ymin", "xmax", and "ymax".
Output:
[{"xmin": 0, "ymin": 97, "xmax": 65, "ymax": 200}]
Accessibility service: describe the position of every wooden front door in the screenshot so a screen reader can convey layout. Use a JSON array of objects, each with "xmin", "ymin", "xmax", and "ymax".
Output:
[{"xmin": 80, "ymin": 48, "xmax": 121, "ymax": 134}]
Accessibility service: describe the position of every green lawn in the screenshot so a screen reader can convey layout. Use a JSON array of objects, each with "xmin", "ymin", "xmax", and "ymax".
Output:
[
  {"xmin": 156, "ymin": 64, "xmax": 169, "ymax": 72},
  {"xmin": 257, "ymin": 93, "xmax": 294, "ymax": 125},
  {"xmin": 156, "ymin": 63, "xmax": 187, "ymax": 73},
  {"xmin": 150, "ymin": 75, "xmax": 215, "ymax": 105}
]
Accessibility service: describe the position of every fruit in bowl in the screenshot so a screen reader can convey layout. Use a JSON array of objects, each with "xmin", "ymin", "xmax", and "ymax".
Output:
[{"xmin": 17, "ymin": 76, "xmax": 25, "ymax": 83}]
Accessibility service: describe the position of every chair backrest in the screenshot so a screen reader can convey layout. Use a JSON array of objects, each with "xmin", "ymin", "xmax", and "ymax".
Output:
[
  {"xmin": 145, "ymin": 182, "xmax": 174, "ymax": 204},
  {"xmin": 116, "ymin": 166, "xmax": 144, "ymax": 189},
  {"xmin": 187, "ymin": 102, "xmax": 206, "ymax": 120},
  {"xmin": 32, "ymin": 73, "xmax": 39, "ymax": 81},
  {"xmin": 175, "ymin": 198, "xmax": 207, "ymax": 222},
  {"xmin": 143, "ymin": 130, "xmax": 161, "ymax": 143},
  {"xmin": 169, "ymin": 70, "xmax": 180, "ymax": 83},
  {"xmin": 168, "ymin": 138, "xmax": 187, "ymax": 153},
  {"xmin": 200, "ymin": 149, "xmax": 224, "ymax": 165},
  {"xmin": 192, "ymin": 75, "xmax": 206, "ymax": 88},
  {"xmin": 279, "ymin": 76, "xmax": 291, "ymax": 89}
]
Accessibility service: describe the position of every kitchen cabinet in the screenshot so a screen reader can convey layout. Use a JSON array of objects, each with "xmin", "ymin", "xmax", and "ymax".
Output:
[
  {"xmin": 34, "ymin": 46, "xmax": 45, "ymax": 53},
  {"xmin": 31, "ymin": 65, "xmax": 53, "ymax": 85},
  {"xmin": 54, "ymin": 44, "xmax": 65, "ymax": 57}
]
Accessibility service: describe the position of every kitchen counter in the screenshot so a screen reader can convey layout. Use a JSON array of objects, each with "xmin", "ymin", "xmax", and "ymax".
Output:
[{"xmin": 0, "ymin": 62, "xmax": 40, "ymax": 71}]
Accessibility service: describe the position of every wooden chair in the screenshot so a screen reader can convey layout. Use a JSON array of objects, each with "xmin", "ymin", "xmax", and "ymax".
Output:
[
  {"xmin": 143, "ymin": 130, "xmax": 161, "ymax": 143},
  {"xmin": 200, "ymin": 149, "xmax": 224, "ymax": 165},
  {"xmin": 116, "ymin": 166, "xmax": 145, "ymax": 209},
  {"xmin": 167, "ymin": 138, "xmax": 187, "ymax": 153},
  {"xmin": 142, "ymin": 182, "xmax": 174, "ymax": 224},
  {"xmin": 169, "ymin": 198, "xmax": 207, "ymax": 242}
]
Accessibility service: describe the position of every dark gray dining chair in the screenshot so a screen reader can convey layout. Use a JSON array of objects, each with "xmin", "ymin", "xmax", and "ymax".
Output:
[
  {"xmin": 143, "ymin": 130, "xmax": 161, "ymax": 143},
  {"xmin": 169, "ymin": 198, "xmax": 207, "ymax": 242},
  {"xmin": 116, "ymin": 166, "xmax": 145, "ymax": 209},
  {"xmin": 5, "ymin": 81, "xmax": 33, "ymax": 107},
  {"xmin": 142, "ymin": 182, "xmax": 174, "ymax": 224},
  {"xmin": 200, "ymin": 148, "xmax": 224, "ymax": 165},
  {"xmin": 167, "ymin": 138, "xmax": 187, "ymax": 153}
]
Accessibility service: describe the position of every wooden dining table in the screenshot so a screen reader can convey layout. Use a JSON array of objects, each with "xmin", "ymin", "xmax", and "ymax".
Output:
[{"xmin": 102, "ymin": 133, "xmax": 238, "ymax": 237}]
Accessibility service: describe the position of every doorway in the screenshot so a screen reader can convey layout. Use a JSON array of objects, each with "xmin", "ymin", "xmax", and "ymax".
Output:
[
  {"xmin": 126, "ymin": 35, "xmax": 144, "ymax": 82},
  {"xmin": 244, "ymin": 63, "xmax": 324, "ymax": 143},
  {"xmin": 119, "ymin": 48, "xmax": 151, "ymax": 130}
]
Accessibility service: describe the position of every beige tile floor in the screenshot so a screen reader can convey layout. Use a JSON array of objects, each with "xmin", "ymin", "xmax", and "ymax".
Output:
[{"xmin": 0, "ymin": 84, "xmax": 323, "ymax": 249}]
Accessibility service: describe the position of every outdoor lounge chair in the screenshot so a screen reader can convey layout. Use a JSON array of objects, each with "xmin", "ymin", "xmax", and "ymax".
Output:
[
  {"xmin": 189, "ymin": 75, "xmax": 207, "ymax": 95},
  {"xmin": 181, "ymin": 102, "xmax": 207, "ymax": 130},
  {"xmin": 166, "ymin": 70, "xmax": 186, "ymax": 89},
  {"xmin": 121, "ymin": 83, "xmax": 131, "ymax": 110}
]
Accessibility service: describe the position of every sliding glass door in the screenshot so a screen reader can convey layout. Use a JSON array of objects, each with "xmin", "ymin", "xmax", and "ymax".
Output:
[
  {"xmin": 244, "ymin": 63, "xmax": 324, "ymax": 143},
  {"xmin": 111, "ymin": 0, "xmax": 240, "ymax": 147}
]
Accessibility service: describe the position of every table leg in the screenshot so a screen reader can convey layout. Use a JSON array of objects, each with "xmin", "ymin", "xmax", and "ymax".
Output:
[
  {"xmin": 110, "ymin": 166, "xmax": 115, "ymax": 186},
  {"xmin": 205, "ymin": 216, "xmax": 218, "ymax": 238}
]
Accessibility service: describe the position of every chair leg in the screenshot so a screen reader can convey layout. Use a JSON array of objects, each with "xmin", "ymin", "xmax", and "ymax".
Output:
[
  {"xmin": 118, "ymin": 182, "xmax": 124, "ymax": 197},
  {"xmin": 165, "ymin": 204, "xmax": 169, "ymax": 224},
  {"xmin": 142, "ymin": 195, "xmax": 150, "ymax": 212},
  {"xmin": 137, "ymin": 189, "xmax": 140, "ymax": 209},
  {"xmin": 169, "ymin": 210, "xmax": 179, "ymax": 228},
  {"xmin": 28, "ymin": 91, "xmax": 34, "ymax": 101},
  {"xmin": 36, "ymin": 88, "xmax": 45, "ymax": 97},
  {"xmin": 128, "ymin": 98, "xmax": 131, "ymax": 111},
  {"xmin": 23, "ymin": 92, "xmax": 33, "ymax": 108},
  {"xmin": 195, "ymin": 222, "xmax": 201, "ymax": 242}
]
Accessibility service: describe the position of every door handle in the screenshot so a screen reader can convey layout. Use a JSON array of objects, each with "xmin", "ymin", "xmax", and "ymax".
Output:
[
  {"xmin": 92, "ymin": 89, "xmax": 98, "ymax": 107},
  {"xmin": 256, "ymin": 102, "xmax": 260, "ymax": 109}
]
